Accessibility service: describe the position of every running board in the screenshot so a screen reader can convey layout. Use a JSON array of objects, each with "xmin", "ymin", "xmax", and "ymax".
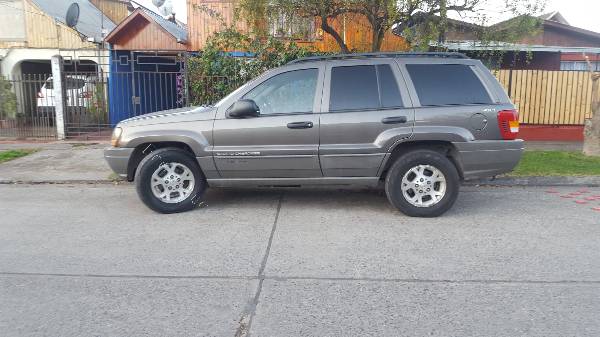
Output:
[{"xmin": 206, "ymin": 177, "xmax": 380, "ymax": 188}]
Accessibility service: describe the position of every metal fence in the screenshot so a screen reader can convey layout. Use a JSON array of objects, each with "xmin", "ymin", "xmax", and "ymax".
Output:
[
  {"xmin": 0, "ymin": 74, "xmax": 56, "ymax": 139},
  {"xmin": 62, "ymin": 70, "xmax": 111, "ymax": 140}
]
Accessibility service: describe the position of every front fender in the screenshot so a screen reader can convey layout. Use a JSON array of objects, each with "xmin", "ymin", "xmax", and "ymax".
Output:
[{"xmin": 120, "ymin": 121, "xmax": 213, "ymax": 156}]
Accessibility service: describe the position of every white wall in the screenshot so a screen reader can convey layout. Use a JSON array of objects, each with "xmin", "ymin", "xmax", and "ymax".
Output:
[
  {"xmin": 1, "ymin": 48, "xmax": 110, "ymax": 78},
  {"xmin": 0, "ymin": 0, "xmax": 26, "ymax": 41}
]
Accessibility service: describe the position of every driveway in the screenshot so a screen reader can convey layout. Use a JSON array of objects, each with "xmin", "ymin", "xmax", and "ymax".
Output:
[{"xmin": 1, "ymin": 183, "xmax": 599, "ymax": 336}]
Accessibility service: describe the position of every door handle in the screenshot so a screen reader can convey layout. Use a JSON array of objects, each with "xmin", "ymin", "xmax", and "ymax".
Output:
[
  {"xmin": 287, "ymin": 121, "xmax": 314, "ymax": 129},
  {"xmin": 381, "ymin": 116, "xmax": 408, "ymax": 124}
]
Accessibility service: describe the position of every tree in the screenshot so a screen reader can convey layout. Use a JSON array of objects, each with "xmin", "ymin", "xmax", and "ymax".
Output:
[
  {"xmin": 238, "ymin": 0, "xmax": 546, "ymax": 53},
  {"xmin": 583, "ymin": 56, "xmax": 600, "ymax": 156},
  {"xmin": 238, "ymin": 0, "xmax": 353, "ymax": 53},
  {"xmin": 0, "ymin": 77, "xmax": 17, "ymax": 119}
]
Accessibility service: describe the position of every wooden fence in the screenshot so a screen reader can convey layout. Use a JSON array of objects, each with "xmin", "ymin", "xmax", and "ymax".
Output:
[{"xmin": 493, "ymin": 69, "xmax": 598, "ymax": 125}]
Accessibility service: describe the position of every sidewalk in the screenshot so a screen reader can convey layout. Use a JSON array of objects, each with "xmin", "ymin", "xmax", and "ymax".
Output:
[{"xmin": 0, "ymin": 141, "xmax": 113, "ymax": 183}]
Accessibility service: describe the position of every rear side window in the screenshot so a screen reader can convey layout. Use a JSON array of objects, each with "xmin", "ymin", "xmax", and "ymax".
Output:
[
  {"xmin": 406, "ymin": 64, "xmax": 492, "ymax": 106},
  {"xmin": 329, "ymin": 64, "xmax": 403, "ymax": 111}
]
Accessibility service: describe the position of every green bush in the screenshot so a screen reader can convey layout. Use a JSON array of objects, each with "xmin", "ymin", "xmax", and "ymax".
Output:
[
  {"xmin": 187, "ymin": 28, "xmax": 326, "ymax": 105},
  {"xmin": 0, "ymin": 77, "xmax": 17, "ymax": 119}
]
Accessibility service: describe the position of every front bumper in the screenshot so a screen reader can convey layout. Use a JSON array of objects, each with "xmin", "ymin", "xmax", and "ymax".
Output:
[
  {"xmin": 453, "ymin": 140, "xmax": 524, "ymax": 180},
  {"xmin": 104, "ymin": 147, "xmax": 134, "ymax": 178}
]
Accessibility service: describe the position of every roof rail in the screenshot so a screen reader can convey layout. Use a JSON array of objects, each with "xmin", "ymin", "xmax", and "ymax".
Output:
[{"xmin": 287, "ymin": 52, "xmax": 469, "ymax": 64}]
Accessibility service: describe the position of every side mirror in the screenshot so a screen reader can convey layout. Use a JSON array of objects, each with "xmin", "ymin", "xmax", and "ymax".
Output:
[{"xmin": 227, "ymin": 99, "xmax": 260, "ymax": 118}]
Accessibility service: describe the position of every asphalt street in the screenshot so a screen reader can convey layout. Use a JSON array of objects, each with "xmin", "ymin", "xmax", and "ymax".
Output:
[{"xmin": 1, "ymin": 184, "xmax": 599, "ymax": 336}]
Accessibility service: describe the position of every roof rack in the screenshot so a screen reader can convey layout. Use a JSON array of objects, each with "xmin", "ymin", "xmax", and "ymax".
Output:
[{"xmin": 287, "ymin": 52, "xmax": 469, "ymax": 64}]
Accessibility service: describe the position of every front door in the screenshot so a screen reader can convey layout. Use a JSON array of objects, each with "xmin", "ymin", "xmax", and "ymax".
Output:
[
  {"xmin": 212, "ymin": 66, "xmax": 324, "ymax": 178},
  {"xmin": 319, "ymin": 60, "xmax": 415, "ymax": 177}
]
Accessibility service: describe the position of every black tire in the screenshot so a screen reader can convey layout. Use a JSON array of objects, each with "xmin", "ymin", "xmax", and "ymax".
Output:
[
  {"xmin": 385, "ymin": 149, "xmax": 460, "ymax": 217},
  {"xmin": 135, "ymin": 147, "xmax": 206, "ymax": 214}
]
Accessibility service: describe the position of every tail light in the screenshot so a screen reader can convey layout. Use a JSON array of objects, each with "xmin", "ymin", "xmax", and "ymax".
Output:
[
  {"xmin": 78, "ymin": 92, "xmax": 92, "ymax": 99},
  {"xmin": 497, "ymin": 109, "xmax": 519, "ymax": 140},
  {"xmin": 37, "ymin": 92, "xmax": 44, "ymax": 98}
]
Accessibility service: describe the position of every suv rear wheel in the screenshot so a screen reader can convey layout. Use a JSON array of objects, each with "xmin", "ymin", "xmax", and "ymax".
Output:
[
  {"xmin": 385, "ymin": 149, "xmax": 459, "ymax": 217},
  {"xmin": 135, "ymin": 148, "xmax": 206, "ymax": 213}
]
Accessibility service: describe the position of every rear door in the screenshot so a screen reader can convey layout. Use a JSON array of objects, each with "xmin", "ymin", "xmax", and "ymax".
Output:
[{"xmin": 319, "ymin": 59, "xmax": 415, "ymax": 177}]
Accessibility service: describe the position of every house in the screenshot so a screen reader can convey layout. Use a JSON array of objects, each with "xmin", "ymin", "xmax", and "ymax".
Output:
[
  {"xmin": 437, "ymin": 12, "xmax": 600, "ymax": 71},
  {"xmin": 104, "ymin": 6, "xmax": 188, "ymax": 124},
  {"xmin": 186, "ymin": 0, "xmax": 408, "ymax": 52},
  {"xmin": 0, "ymin": 0, "xmax": 130, "ymax": 138},
  {"xmin": 0, "ymin": 0, "xmax": 130, "ymax": 78}
]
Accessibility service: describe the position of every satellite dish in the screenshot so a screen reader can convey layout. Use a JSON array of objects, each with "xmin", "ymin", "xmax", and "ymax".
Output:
[
  {"xmin": 152, "ymin": 0, "xmax": 166, "ymax": 7},
  {"xmin": 66, "ymin": 3, "xmax": 80, "ymax": 28},
  {"xmin": 159, "ymin": 2, "xmax": 174, "ymax": 17}
]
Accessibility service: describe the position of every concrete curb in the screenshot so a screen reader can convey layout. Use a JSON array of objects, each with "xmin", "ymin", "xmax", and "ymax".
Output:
[
  {"xmin": 0, "ymin": 180, "xmax": 128, "ymax": 185},
  {"xmin": 466, "ymin": 176, "xmax": 600, "ymax": 187},
  {"xmin": 1, "ymin": 176, "xmax": 599, "ymax": 187}
]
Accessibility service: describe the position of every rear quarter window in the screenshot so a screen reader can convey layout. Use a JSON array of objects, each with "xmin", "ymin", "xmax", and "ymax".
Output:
[{"xmin": 406, "ymin": 64, "xmax": 492, "ymax": 106}]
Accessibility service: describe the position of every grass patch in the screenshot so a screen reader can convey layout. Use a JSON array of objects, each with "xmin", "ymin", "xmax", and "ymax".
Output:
[
  {"xmin": 510, "ymin": 151, "xmax": 600, "ymax": 176},
  {"xmin": 0, "ymin": 149, "xmax": 37, "ymax": 163}
]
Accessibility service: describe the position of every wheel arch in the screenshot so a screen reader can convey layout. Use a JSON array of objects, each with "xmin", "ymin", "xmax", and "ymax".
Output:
[
  {"xmin": 126, "ymin": 141, "xmax": 198, "ymax": 182},
  {"xmin": 379, "ymin": 140, "xmax": 464, "ymax": 181}
]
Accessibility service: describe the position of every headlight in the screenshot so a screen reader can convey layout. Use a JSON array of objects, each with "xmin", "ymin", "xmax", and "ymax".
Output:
[{"xmin": 111, "ymin": 127, "xmax": 123, "ymax": 147}]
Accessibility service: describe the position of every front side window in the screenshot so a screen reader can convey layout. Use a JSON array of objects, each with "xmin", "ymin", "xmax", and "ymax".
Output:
[
  {"xmin": 406, "ymin": 64, "xmax": 492, "ymax": 106},
  {"xmin": 329, "ymin": 64, "xmax": 404, "ymax": 112},
  {"xmin": 243, "ymin": 68, "xmax": 318, "ymax": 115}
]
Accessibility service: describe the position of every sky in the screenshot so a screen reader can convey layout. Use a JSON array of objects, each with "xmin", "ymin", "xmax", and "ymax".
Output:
[{"xmin": 135, "ymin": 0, "xmax": 600, "ymax": 34}]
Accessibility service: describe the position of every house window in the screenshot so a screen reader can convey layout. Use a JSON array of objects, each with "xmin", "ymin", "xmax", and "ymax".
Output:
[
  {"xmin": 560, "ymin": 61, "xmax": 600, "ymax": 71},
  {"xmin": 269, "ymin": 12, "xmax": 316, "ymax": 41}
]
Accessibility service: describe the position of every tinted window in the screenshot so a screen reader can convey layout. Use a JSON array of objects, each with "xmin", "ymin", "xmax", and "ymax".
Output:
[
  {"xmin": 330, "ymin": 65, "xmax": 379, "ymax": 111},
  {"xmin": 406, "ymin": 64, "xmax": 492, "ymax": 106},
  {"xmin": 244, "ymin": 68, "xmax": 318, "ymax": 115},
  {"xmin": 377, "ymin": 64, "xmax": 403, "ymax": 108},
  {"xmin": 330, "ymin": 64, "xmax": 403, "ymax": 111}
]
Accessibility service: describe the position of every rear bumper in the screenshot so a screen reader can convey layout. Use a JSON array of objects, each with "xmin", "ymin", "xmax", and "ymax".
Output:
[
  {"xmin": 104, "ymin": 147, "xmax": 134, "ymax": 178},
  {"xmin": 453, "ymin": 140, "xmax": 524, "ymax": 180}
]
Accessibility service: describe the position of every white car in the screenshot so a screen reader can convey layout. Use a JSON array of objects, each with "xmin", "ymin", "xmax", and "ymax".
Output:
[{"xmin": 36, "ymin": 75, "xmax": 96, "ymax": 116}]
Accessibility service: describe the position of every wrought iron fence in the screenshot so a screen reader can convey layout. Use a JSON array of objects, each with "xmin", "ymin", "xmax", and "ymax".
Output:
[
  {"xmin": 62, "ymin": 70, "xmax": 112, "ymax": 140},
  {"xmin": 0, "ymin": 51, "xmax": 249, "ymax": 140},
  {"xmin": 0, "ymin": 74, "xmax": 56, "ymax": 139}
]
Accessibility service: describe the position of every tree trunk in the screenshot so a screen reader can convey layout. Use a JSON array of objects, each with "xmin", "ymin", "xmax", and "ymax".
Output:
[
  {"xmin": 371, "ymin": 25, "xmax": 385, "ymax": 52},
  {"xmin": 320, "ymin": 15, "xmax": 350, "ymax": 53},
  {"xmin": 438, "ymin": 0, "xmax": 447, "ymax": 44},
  {"xmin": 583, "ymin": 72, "xmax": 600, "ymax": 156}
]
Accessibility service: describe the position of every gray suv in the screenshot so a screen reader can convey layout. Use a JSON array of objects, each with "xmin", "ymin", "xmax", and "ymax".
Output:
[{"xmin": 105, "ymin": 52, "xmax": 523, "ymax": 217}]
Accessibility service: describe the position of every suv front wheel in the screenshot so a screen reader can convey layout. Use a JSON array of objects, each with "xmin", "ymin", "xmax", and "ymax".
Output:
[
  {"xmin": 135, "ymin": 148, "xmax": 206, "ymax": 213},
  {"xmin": 385, "ymin": 149, "xmax": 459, "ymax": 217}
]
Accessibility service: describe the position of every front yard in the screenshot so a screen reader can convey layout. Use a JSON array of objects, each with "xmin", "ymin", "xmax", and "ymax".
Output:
[
  {"xmin": 0, "ymin": 149, "xmax": 37, "ymax": 163},
  {"xmin": 511, "ymin": 151, "xmax": 600, "ymax": 176}
]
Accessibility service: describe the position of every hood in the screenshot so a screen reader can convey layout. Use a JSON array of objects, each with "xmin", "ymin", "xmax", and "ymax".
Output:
[{"xmin": 119, "ymin": 106, "xmax": 216, "ymax": 127}]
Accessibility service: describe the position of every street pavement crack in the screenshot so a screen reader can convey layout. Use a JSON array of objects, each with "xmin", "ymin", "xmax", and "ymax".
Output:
[
  {"xmin": 0, "ymin": 272, "xmax": 255, "ymax": 280},
  {"xmin": 234, "ymin": 192, "xmax": 284, "ymax": 337},
  {"xmin": 2, "ymin": 272, "xmax": 599, "ymax": 285}
]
